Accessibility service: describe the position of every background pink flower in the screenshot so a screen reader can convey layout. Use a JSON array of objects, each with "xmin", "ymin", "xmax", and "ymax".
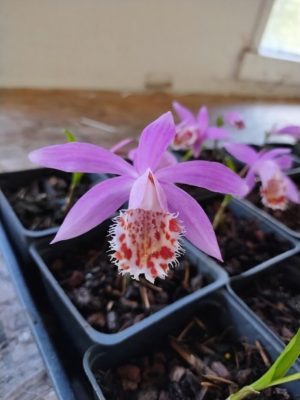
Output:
[
  {"xmin": 172, "ymin": 101, "xmax": 231, "ymax": 157},
  {"xmin": 224, "ymin": 143, "xmax": 299, "ymax": 210}
]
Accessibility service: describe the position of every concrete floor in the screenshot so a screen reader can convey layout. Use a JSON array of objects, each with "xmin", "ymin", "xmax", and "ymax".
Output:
[{"xmin": 0, "ymin": 89, "xmax": 299, "ymax": 399}]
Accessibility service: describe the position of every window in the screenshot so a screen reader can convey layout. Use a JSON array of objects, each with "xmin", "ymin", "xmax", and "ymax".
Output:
[
  {"xmin": 259, "ymin": 0, "xmax": 300, "ymax": 62},
  {"xmin": 238, "ymin": 0, "xmax": 300, "ymax": 86}
]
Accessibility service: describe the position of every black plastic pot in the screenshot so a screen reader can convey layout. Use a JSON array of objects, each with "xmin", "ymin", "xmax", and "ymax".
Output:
[
  {"xmin": 29, "ymin": 223, "xmax": 228, "ymax": 354},
  {"xmin": 83, "ymin": 289, "xmax": 300, "ymax": 400},
  {"xmin": 0, "ymin": 168, "xmax": 102, "ymax": 262},
  {"xmin": 240, "ymin": 172, "xmax": 300, "ymax": 239},
  {"xmin": 229, "ymin": 251, "xmax": 300, "ymax": 350},
  {"xmin": 201, "ymin": 197, "xmax": 299, "ymax": 281}
]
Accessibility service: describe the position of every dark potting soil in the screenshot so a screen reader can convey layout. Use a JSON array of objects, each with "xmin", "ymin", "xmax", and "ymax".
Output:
[
  {"xmin": 178, "ymin": 184, "xmax": 210, "ymax": 201},
  {"xmin": 2, "ymin": 174, "xmax": 92, "ymax": 230},
  {"xmin": 236, "ymin": 260, "xmax": 300, "ymax": 343},
  {"xmin": 174, "ymin": 193, "xmax": 291, "ymax": 276},
  {"xmin": 247, "ymin": 184, "xmax": 300, "ymax": 233},
  {"xmin": 202, "ymin": 198, "xmax": 290, "ymax": 276},
  {"xmin": 199, "ymin": 149, "xmax": 225, "ymax": 163},
  {"xmin": 174, "ymin": 149, "xmax": 225, "ymax": 163},
  {"xmin": 50, "ymin": 237, "xmax": 209, "ymax": 333},
  {"xmin": 95, "ymin": 313, "xmax": 292, "ymax": 399}
]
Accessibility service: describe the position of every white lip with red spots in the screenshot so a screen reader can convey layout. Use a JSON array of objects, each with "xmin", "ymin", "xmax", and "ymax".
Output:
[
  {"xmin": 172, "ymin": 126, "xmax": 198, "ymax": 151},
  {"xmin": 109, "ymin": 209, "xmax": 183, "ymax": 283},
  {"xmin": 260, "ymin": 173, "xmax": 288, "ymax": 210}
]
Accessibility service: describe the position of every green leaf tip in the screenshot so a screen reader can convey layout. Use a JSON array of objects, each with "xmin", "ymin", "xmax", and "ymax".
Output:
[
  {"xmin": 252, "ymin": 328, "xmax": 300, "ymax": 391},
  {"xmin": 64, "ymin": 129, "xmax": 77, "ymax": 143},
  {"xmin": 216, "ymin": 116, "xmax": 224, "ymax": 127},
  {"xmin": 229, "ymin": 329, "xmax": 300, "ymax": 400},
  {"xmin": 225, "ymin": 156, "xmax": 236, "ymax": 172}
]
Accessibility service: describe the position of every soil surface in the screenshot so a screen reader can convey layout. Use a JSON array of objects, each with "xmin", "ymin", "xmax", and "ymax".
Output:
[
  {"xmin": 247, "ymin": 179, "xmax": 300, "ymax": 233},
  {"xmin": 2, "ymin": 173, "xmax": 92, "ymax": 230},
  {"xmin": 175, "ymin": 148, "xmax": 225, "ymax": 163},
  {"xmin": 50, "ymin": 236, "xmax": 209, "ymax": 333},
  {"xmin": 199, "ymin": 197, "xmax": 290, "ymax": 276},
  {"xmin": 199, "ymin": 149, "xmax": 225, "ymax": 163},
  {"xmin": 235, "ymin": 258, "xmax": 300, "ymax": 343},
  {"xmin": 95, "ymin": 310, "xmax": 292, "ymax": 399}
]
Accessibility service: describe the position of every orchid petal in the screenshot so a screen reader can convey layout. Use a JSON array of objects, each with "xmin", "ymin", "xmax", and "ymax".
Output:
[
  {"xmin": 285, "ymin": 176, "xmax": 300, "ymax": 203},
  {"xmin": 128, "ymin": 169, "xmax": 168, "ymax": 211},
  {"xmin": 278, "ymin": 125, "xmax": 300, "ymax": 138},
  {"xmin": 206, "ymin": 127, "xmax": 231, "ymax": 140},
  {"xmin": 197, "ymin": 106, "xmax": 209, "ymax": 133},
  {"xmin": 134, "ymin": 112, "xmax": 176, "ymax": 174},
  {"xmin": 275, "ymin": 154, "xmax": 293, "ymax": 170},
  {"xmin": 130, "ymin": 148, "xmax": 177, "ymax": 169},
  {"xmin": 192, "ymin": 138, "xmax": 203, "ymax": 158},
  {"xmin": 51, "ymin": 175, "xmax": 133, "ymax": 243},
  {"xmin": 245, "ymin": 167, "xmax": 256, "ymax": 193},
  {"xmin": 224, "ymin": 143, "xmax": 259, "ymax": 165},
  {"xmin": 128, "ymin": 148, "xmax": 137, "ymax": 162},
  {"xmin": 259, "ymin": 147, "xmax": 291, "ymax": 162},
  {"xmin": 162, "ymin": 183, "xmax": 222, "ymax": 260},
  {"xmin": 172, "ymin": 101, "xmax": 195, "ymax": 123},
  {"xmin": 158, "ymin": 151, "xmax": 178, "ymax": 168},
  {"xmin": 156, "ymin": 161, "xmax": 249, "ymax": 197},
  {"xmin": 29, "ymin": 142, "xmax": 136, "ymax": 177},
  {"xmin": 110, "ymin": 138, "xmax": 135, "ymax": 154},
  {"xmin": 255, "ymin": 160, "xmax": 279, "ymax": 184}
]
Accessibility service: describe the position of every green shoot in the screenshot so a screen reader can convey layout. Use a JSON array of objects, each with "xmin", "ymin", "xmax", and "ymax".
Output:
[
  {"xmin": 182, "ymin": 149, "xmax": 194, "ymax": 161},
  {"xmin": 227, "ymin": 329, "xmax": 300, "ymax": 400},
  {"xmin": 216, "ymin": 116, "xmax": 224, "ymax": 127},
  {"xmin": 212, "ymin": 156, "xmax": 236, "ymax": 230},
  {"xmin": 212, "ymin": 194, "xmax": 232, "ymax": 230},
  {"xmin": 63, "ymin": 129, "xmax": 84, "ymax": 212}
]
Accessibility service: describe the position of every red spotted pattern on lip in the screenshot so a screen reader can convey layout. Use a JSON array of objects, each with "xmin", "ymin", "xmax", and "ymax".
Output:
[
  {"xmin": 109, "ymin": 208, "xmax": 183, "ymax": 283},
  {"xmin": 260, "ymin": 177, "xmax": 288, "ymax": 211},
  {"xmin": 172, "ymin": 127, "xmax": 197, "ymax": 150},
  {"xmin": 235, "ymin": 120, "xmax": 245, "ymax": 129}
]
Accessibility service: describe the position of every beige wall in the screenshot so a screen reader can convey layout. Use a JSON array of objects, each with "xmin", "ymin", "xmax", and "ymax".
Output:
[{"xmin": 0, "ymin": 0, "xmax": 299, "ymax": 97}]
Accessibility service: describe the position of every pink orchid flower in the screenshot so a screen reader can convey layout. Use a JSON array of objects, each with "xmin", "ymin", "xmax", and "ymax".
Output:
[
  {"xmin": 224, "ymin": 143, "xmax": 300, "ymax": 210},
  {"xmin": 224, "ymin": 111, "xmax": 245, "ymax": 129},
  {"xmin": 29, "ymin": 112, "xmax": 247, "ymax": 283},
  {"xmin": 172, "ymin": 101, "xmax": 231, "ymax": 158}
]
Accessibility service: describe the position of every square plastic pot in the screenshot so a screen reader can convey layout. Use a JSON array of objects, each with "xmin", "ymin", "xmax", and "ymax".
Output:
[
  {"xmin": 229, "ymin": 251, "xmax": 300, "ymax": 350},
  {"xmin": 0, "ymin": 168, "xmax": 102, "ymax": 262},
  {"xmin": 83, "ymin": 289, "xmax": 300, "ymax": 400},
  {"xmin": 0, "ymin": 217, "xmax": 80, "ymax": 400},
  {"xmin": 29, "ymin": 223, "xmax": 228, "ymax": 354},
  {"xmin": 200, "ymin": 197, "xmax": 299, "ymax": 281}
]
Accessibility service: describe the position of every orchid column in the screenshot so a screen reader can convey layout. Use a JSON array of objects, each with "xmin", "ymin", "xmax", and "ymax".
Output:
[{"xmin": 29, "ymin": 112, "xmax": 247, "ymax": 283}]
